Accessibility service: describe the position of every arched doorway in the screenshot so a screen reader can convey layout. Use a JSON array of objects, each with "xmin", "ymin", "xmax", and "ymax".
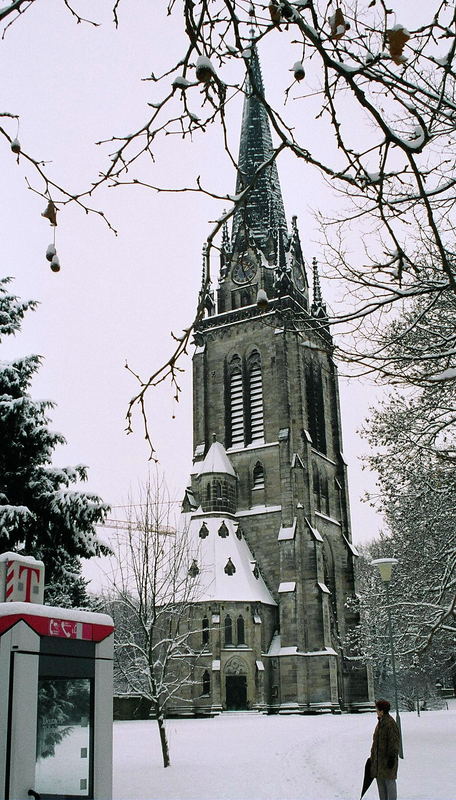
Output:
[{"xmin": 225, "ymin": 657, "xmax": 248, "ymax": 710}]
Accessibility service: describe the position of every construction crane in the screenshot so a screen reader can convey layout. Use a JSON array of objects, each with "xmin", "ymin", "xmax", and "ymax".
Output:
[{"xmin": 97, "ymin": 519, "xmax": 176, "ymax": 536}]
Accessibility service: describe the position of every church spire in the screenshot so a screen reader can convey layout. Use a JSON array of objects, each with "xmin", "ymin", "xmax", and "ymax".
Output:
[
  {"xmin": 231, "ymin": 39, "xmax": 287, "ymax": 254},
  {"xmin": 311, "ymin": 257, "xmax": 328, "ymax": 321},
  {"xmin": 199, "ymin": 243, "xmax": 215, "ymax": 316}
]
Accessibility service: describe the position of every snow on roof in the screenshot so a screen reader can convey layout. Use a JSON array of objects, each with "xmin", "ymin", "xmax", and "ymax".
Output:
[
  {"xmin": 0, "ymin": 601, "xmax": 113, "ymax": 627},
  {"xmin": 267, "ymin": 631, "xmax": 281, "ymax": 655},
  {"xmin": 182, "ymin": 487, "xmax": 198, "ymax": 510},
  {"xmin": 301, "ymin": 648, "xmax": 338, "ymax": 657},
  {"xmin": 0, "ymin": 552, "xmax": 44, "ymax": 567},
  {"xmin": 184, "ymin": 514, "xmax": 276, "ymax": 606},
  {"xmin": 267, "ymin": 634, "xmax": 337, "ymax": 658},
  {"xmin": 199, "ymin": 441, "xmax": 236, "ymax": 477}
]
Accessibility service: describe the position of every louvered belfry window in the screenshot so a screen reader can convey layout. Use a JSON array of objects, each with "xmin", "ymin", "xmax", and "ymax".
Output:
[
  {"xmin": 248, "ymin": 351, "xmax": 264, "ymax": 443},
  {"xmin": 229, "ymin": 355, "xmax": 244, "ymax": 447},
  {"xmin": 253, "ymin": 461, "xmax": 265, "ymax": 488},
  {"xmin": 306, "ymin": 360, "xmax": 327, "ymax": 454}
]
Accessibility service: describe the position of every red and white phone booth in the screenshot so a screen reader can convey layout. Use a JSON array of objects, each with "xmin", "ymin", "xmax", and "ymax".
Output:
[{"xmin": 0, "ymin": 552, "xmax": 114, "ymax": 800}]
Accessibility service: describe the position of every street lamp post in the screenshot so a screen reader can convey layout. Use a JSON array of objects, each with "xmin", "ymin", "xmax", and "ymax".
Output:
[
  {"xmin": 412, "ymin": 653, "xmax": 420, "ymax": 717},
  {"xmin": 371, "ymin": 557, "xmax": 404, "ymax": 758}
]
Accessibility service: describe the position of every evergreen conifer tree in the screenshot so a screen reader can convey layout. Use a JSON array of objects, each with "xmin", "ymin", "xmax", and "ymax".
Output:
[{"xmin": 0, "ymin": 277, "xmax": 110, "ymax": 606}]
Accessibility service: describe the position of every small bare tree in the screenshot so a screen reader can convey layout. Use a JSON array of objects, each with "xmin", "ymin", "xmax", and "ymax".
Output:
[{"xmin": 103, "ymin": 475, "xmax": 201, "ymax": 768}]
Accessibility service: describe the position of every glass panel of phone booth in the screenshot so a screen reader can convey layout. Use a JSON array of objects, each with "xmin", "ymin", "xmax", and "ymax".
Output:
[
  {"xmin": 36, "ymin": 677, "xmax": 92, "ymax": 797},
  {"xmin": 36, "ymin": 640, "xmax": 95, "ymax": 799}
]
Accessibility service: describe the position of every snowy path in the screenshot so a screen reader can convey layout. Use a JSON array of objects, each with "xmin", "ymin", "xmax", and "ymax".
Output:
[{"xmin": 113, "ymin": 704, "xmax": 456, "ymax": 799}]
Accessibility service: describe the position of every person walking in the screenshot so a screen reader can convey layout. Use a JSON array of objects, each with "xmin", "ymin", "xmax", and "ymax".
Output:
[{"xmin": 370, "ymin": 698, "xmax": 401, "ymax": 800}]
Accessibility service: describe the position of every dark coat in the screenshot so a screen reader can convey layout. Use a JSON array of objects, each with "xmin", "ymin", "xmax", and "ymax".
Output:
[{"xmin": 370, "ymin": 713, "xmax": 400, "ymax": 780}]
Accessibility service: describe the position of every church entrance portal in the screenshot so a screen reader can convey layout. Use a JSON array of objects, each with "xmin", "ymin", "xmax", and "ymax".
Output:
[{"xmin": 225, "ymin": 675, "xmax": 247, "ymax": 710}]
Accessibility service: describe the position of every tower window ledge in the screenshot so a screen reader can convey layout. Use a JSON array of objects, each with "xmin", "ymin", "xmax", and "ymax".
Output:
[
  {"xmin": 343, "ymin": 535, "xmax": 359, "ymax": 557},
  {"xmin": 315, "ymin": 510, "xmax": 341, "ymax": 527},
  {"xmin": 227, "ymin": 440, "xmax": 278, "ymax": 454},
  {"xmin": 311, "ymin": 449, "xmax": 337, "ymax": 466},
  {"xmin": 278, "ymin": 581, "xmax": 296, "ymax": 593},
  {"xmin": 237, "ymin": 504, "xmax": 282, "ymax": 517}
]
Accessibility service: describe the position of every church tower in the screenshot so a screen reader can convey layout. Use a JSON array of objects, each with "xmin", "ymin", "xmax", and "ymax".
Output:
[{"xmin": 181, "ymin": 42, "xmax": 373, "ymax": 714}]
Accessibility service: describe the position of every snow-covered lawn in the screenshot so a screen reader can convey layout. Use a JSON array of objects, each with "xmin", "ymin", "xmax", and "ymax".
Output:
[{"xmin": 113, "ymin": 702, "xmax": 456, "ymax": 799}]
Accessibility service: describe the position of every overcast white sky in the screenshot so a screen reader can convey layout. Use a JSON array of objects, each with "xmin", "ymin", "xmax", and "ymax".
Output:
[{"xmin": 1, "ymin": 1, "xmax": 392, "ymax": 585}]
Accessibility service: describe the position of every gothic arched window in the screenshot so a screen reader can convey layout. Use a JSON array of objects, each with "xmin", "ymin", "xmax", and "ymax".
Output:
[
  {"xmin": 202, "ymin": 616, "xmax": 209, "ymax": 645},
  {"xmin": 247, "ymin": 351, "xmax": 264, "ymax": 443},
  {"xmin": 306, "ymin": 360, "xmax": 326, "ymax": 454},
  {"xmin": 224, "ymin": 615, "xmax": 233, "ymax": 645},
  {"xmin": 237, "ymin": 615, "xmax": 245, "ymax": 645},
  {"xmin": 228, "ymin": 355, "xmax": 244, "ymax": 447},
  {"xmin": 253, "ymin": 461, "xmax": 265, "ymax": 489},
  {"xmin": 202, "ymin": 670, "xmax": 210, "ymax": 695}
]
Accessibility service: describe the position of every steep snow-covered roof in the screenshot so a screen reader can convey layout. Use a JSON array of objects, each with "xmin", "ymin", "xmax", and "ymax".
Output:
[
  {"xmin": 184, "ymin": 513, "xmax": 276, "ymax": 606},
  {"xmin": 199, "ymin": 441, "xmax": 236, "ymax": 478}
]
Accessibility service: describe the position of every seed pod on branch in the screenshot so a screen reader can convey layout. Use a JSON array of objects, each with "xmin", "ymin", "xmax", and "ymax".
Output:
[
  {"xmin": 281, "ymin": 2, "xmax": 294, "ymax": 20},
  {"xmin": 269, "ymin": 0, "xmax": 281, "ymax": 26},
  {"xmin": 387, "ymin": 26, "xmax": 410, "ymax": 65},
  {"xmin": 195, "ymin": 55, "xmax": 216, "ymax": 83},
  {"xmin": 46, "ymin": 243, "xmax": 57, "ymax": 262},
  {"xmin": 329, "ymin": 8, "xmax": 350, "ymax": 40},
  {"xmin": 292, "ymin": 61, "xmax": 305, "ymax": 81},
  {"xmin": 41, "ymin": 200, "xmax": 58, "ymax": 226},
  {"xmin": 50, "ymin": 254, "xmax": 61, "ymax": 273}
]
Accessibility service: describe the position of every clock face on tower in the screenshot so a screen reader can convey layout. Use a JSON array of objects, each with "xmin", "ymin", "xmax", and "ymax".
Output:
[{"xmin": 232, "ymin": 252, "xmax": 257, "ymax": 284}]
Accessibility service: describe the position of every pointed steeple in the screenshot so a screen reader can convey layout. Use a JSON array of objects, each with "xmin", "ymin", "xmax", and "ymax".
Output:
[
  {"xmin": 199, "ymin": 435, "xmax": 236, "ymax": 478},
  {"xmin": 221, "ymin": 216, "xmax": 231, "ymax": 252},
  {"xmin": 199, "ymin": 243, "xmax": 215, "ymax": 316},
  {"xmin": 215, "ymin": 38, "xmax": 309, "ymax": 314},
  {"xmin": 232, "ymin": 39, "xmax": 287, "ymax": 254},
  {"xmin": 290, "ymin": 217, "xmax": 306, "ymax": 276},
  {"xmin": 220, "ymin": 213, "xmax": 232, "ymax": 279},
  {"xmin": 311, "ymin": 257, "xmax": 327, "ymax": 320},
  {"xmin": 312, "ymin": 257, "xmax": 322, "ymax": 305}
]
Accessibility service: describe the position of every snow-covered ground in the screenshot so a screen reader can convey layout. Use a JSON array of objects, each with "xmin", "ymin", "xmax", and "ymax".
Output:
[{"xmin": 113, "ymin": 702, "xmax": 456, "ymax": 799}]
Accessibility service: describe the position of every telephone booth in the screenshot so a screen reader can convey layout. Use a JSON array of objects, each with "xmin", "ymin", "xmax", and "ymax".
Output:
[{"xmin": 0, "ymin": 552, "xmax": 114, "ymax": 800}]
